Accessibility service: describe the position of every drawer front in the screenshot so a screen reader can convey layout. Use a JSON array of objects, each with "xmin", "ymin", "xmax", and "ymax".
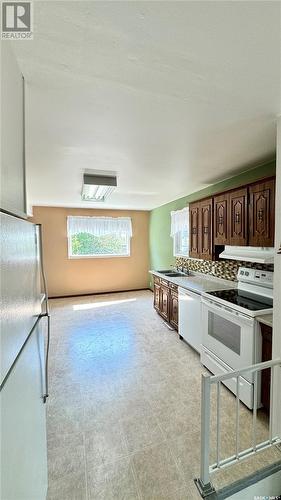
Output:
[
  {"xmin": 153, "ymin": 276, "xmax": 160, "ymax": 285},
  {"xmin": 169, "ymin": 282, "xmax": 178, "ymax": 291},
  {"xmin": 160, "ymin": 278, "xmax": 169, "ymax": 287},
  {"xmin": 201, "ymin": 348, "xmax": 255, "ymax": 409}
]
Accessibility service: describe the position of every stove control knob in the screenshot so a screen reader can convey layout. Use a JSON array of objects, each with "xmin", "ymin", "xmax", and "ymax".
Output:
[{"xmin": 245, "ymin": 271, "xmax": 249, "ymax": 276}]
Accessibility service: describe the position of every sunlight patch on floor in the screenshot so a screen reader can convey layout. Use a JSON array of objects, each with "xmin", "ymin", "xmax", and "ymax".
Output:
[{"xmin": 72, "ymin": 297, "xmax": 137, "ymax": 311}]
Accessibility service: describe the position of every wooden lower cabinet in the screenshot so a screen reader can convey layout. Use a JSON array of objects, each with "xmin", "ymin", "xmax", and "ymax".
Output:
[
  {"xmin": 169, "ymin": 290, "xmax": 178, "ymax": 329},
  {"xmin": 159, "ymin": 284, "xmax": 169, "ymax": 322},
  {"xmin": 153, "ymin": 276, "xmax": 178, "ymax": 330},
  {"xmin": 154, "ymin": 283, "xmax": 160, "ymax": 312}
]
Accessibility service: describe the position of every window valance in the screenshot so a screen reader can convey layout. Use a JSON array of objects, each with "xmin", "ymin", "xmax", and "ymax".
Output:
[
  {"xmin": 67, "ymin": 216, "xmax": 132, "ymax": 237},
  {"xmin": 170, "ymin": 207, "xmax": 189, "ymax": 236}
]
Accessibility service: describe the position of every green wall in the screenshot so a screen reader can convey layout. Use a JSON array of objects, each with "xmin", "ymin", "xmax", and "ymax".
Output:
[{"xmin": 149, "ymin": 160, "xmax": 276, "ymax": 282}]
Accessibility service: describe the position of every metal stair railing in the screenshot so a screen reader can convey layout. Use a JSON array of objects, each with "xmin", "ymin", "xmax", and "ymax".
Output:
[{"xmin": 195, "ymin": 358, "xmax": 281, "ymax": 498}]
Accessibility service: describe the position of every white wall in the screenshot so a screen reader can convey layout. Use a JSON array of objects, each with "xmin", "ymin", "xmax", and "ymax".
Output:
[
  {"xmin": 0, "ymin": 42, "xmax": 26, "ymax": 216},
  {"xmin": 272, "ymin": 115, "xmax": 281, "ymax": 437}
]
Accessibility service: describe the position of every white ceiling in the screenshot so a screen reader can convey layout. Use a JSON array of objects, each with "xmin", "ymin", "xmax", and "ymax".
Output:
[{"xmin": 12, "ymin": 1, "xmax": 281, "ymax": 211}]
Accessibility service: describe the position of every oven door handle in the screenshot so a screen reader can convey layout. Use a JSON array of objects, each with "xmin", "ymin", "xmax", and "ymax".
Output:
[{"xmin": 201, "ymin": 297, "xmax": 254, "ymax": 325}]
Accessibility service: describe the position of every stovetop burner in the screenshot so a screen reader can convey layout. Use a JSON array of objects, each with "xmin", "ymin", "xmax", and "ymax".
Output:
[{"xmin": 206, "ymin": 289, "xmax": 273, "ymax": 311}]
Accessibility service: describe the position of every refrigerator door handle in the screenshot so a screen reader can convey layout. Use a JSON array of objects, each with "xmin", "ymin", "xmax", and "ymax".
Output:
[
  {"xmin": 37, "ymin": 224, "xmax": 50, "ymax": 404},
  {"xmin": 42, "ymin": 313, "xmax": 50, "ymax": 404}
]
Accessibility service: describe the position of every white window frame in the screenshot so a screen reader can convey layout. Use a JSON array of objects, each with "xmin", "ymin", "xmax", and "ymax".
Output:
[
  {"xmin": 171, "ymin": 207, "xmax": 189, "ymax": 258},
  {"xmin": 67, "ymin": 216, "xmax": 132, "ymax": 259},
  {"xmin": 173, "ymin": 229, "xmax": 189, "ymax": 258}
]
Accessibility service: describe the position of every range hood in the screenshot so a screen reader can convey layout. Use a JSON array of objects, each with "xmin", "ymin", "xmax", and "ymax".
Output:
[{"xmin": 219, "ymin": 246, "xmax": 274, "ymax": 264}]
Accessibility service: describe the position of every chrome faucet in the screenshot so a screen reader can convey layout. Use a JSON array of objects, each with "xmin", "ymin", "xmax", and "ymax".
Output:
[{"xmin": 171, "ymin": 263, "xmax": 189, "ymax": 275}]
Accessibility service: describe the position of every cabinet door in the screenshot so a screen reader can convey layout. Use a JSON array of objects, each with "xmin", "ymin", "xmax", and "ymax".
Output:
[
  {"xmin": 200, "ymin": 198, "xmax": 213, "ymax": 260},
  {"xmin": 169, "ymin": 291, "xmax": 178, "ymax": 330},
  {"xmin": 160, "ymin": 286, "xmax": 169, "ymax": 321},
  {"xmin": 189, "ymin": 202, "xmax": 200, "ymax": 258},
  {"xmin": 214, "ymin": 193, "xmax": 229, "ymax": 245},
  {"xmin": 249, "ymin": 179, "xmax": 275, "ymax": 247},
  {"xmin": 229, "ymin": 188, "xmax": 248, "ymax": 246},
  {"xmin": 154, "ymin": 283, "xmax": 160, "ymax": 312}
]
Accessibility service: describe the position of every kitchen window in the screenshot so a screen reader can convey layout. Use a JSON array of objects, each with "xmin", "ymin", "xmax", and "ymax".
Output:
[
  {"xmin": 171, "ymin": 207, "xmax": 189, "ymax": 257},
  {"xmin": 67, "ymin": 216, "xmax": 132, "ymax": 258}
]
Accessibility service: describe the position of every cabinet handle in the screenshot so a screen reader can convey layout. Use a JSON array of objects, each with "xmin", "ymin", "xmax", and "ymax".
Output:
[
  {"xmin": 218, "ymin": 216, "xmax": 224, "ymax": 225},
  {"xmin": 37, "ymin": 224, "xmax": 50, "ymax": 404},
  {"xmin": 258, "ymin": 209, "xmax": 264, "ymax": 222},
  {"xmin": 234, "ymin": 213, "xmax": 240, "ymax": 224},
  {"xmin": 192, "ymin": 227, "xmax": 197, "ymax": 235},
  {"xmin": 203, "ymin": 226, "xmax": 209, "ymax": 234}
]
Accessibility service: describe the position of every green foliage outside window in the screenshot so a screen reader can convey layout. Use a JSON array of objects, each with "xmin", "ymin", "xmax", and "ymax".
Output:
[{"xmin": 71, "ymin": 231, "xmax": 128, "ymax": 256}]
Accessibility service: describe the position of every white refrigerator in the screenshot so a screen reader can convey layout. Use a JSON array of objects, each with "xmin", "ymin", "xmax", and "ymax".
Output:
[{"xmin": 0, "ymin": 211, "xmax": 49, "ymax": 500}]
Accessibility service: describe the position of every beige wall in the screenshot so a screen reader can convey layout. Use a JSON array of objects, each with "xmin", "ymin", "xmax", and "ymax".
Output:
[{"xmin": 31, "ymin": 206, "xmax": 149, "ymax": 297}]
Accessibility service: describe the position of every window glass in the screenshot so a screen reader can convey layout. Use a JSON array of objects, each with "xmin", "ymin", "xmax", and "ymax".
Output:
[
  {"xmin": 67, "ymin": 216, "xmax": 132, "ymax": 258},
  {"xmin": 208, "ymin": 312, "xmax": 241, "ymax": 355},
  {"xmin": 171, "ymin": 208, "xmax": 189, "ymax": 257}
]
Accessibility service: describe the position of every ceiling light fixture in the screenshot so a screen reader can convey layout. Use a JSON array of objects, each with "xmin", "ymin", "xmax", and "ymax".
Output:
[{"xmin": 81, "ymin": 170, "xmax": 117, "ymax": 202}]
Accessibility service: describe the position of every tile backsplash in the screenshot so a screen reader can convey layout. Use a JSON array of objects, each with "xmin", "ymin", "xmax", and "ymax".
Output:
[{"xmin": 175, "ymin": 257, "xmax": 274, "ymax": 282}]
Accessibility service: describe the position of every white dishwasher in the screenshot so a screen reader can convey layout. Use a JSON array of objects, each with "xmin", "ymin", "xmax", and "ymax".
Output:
[{"xmin": 178, "ymin": 287, "xmax": 202, "ymax": 353}]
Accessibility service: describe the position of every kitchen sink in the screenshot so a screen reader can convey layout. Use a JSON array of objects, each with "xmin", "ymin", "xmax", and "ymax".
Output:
[
  {"xmin": 164, "ymin": 272, "xmax": 185, "ymax": 277},
  {"xmin": 156, "ymin": 270, "xmax": 173, "ymax": 274},
  {"xmin": 156, "ymin": 270, "xmax": 186, "ymax": 277}
]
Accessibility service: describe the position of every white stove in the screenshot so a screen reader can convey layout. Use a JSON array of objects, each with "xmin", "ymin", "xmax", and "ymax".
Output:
[
  {"xmin": 202, "ymin": 267, "xmax": 273, "ymax": 317},
  {"xmin": 201, "ymin": 267, "xmax": 273, "ymax": 409}
]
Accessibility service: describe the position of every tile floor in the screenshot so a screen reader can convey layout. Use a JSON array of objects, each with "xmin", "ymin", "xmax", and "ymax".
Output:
[{"xmin": 46, "ymin": 290, "xmax": 280, "ymax": 500}]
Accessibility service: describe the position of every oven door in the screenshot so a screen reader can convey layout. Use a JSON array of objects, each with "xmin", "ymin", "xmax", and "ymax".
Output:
[{"xmin": 201, "ymin": 297, "xmax": 255, "ymax": 380}]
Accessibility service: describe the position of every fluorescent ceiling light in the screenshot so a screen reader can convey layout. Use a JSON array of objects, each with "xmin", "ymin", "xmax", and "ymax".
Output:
[{"xmin": 82, "ymin": 171, "xmax": 117, "ymax": 202}]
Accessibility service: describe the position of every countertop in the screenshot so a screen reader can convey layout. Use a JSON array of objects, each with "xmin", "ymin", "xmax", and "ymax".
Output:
[
  {"xmin": 256, "ymin": 314, "xmax": 273, "ymax": 328},
  {"xmin": 150, "ymin": 270, "xmax": 237, "ymax": 294}
]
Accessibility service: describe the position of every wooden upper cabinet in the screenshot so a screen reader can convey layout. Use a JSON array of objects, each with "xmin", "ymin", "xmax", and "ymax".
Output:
[
  {"xmin": 189, "ymin": 202, "xmax": 200, "ymax": 258},
  {"xmin": 189, "ymin": 176, "xmax": 275, "ymax": 260},
  {"xmin": 214, "ymin": 193, "xmax": 229, "ymax": 245},
  {"xmin": 189, "ymin": 198, "xmax": 213, "ymax": 259},
  {"xmin": 249, "ymin": 179, "xmax": 275, "ymax": 247},
  {"xmin": 200, "ymin": 198, "xmax": 213, "ymax": 260},
  {"xmin": 214, "ymin": 189, "xmax": 247, "ymax": 246},
  {"xmin": 229, "ymin": 187, "xmax": 248, "ymax": 246}
]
